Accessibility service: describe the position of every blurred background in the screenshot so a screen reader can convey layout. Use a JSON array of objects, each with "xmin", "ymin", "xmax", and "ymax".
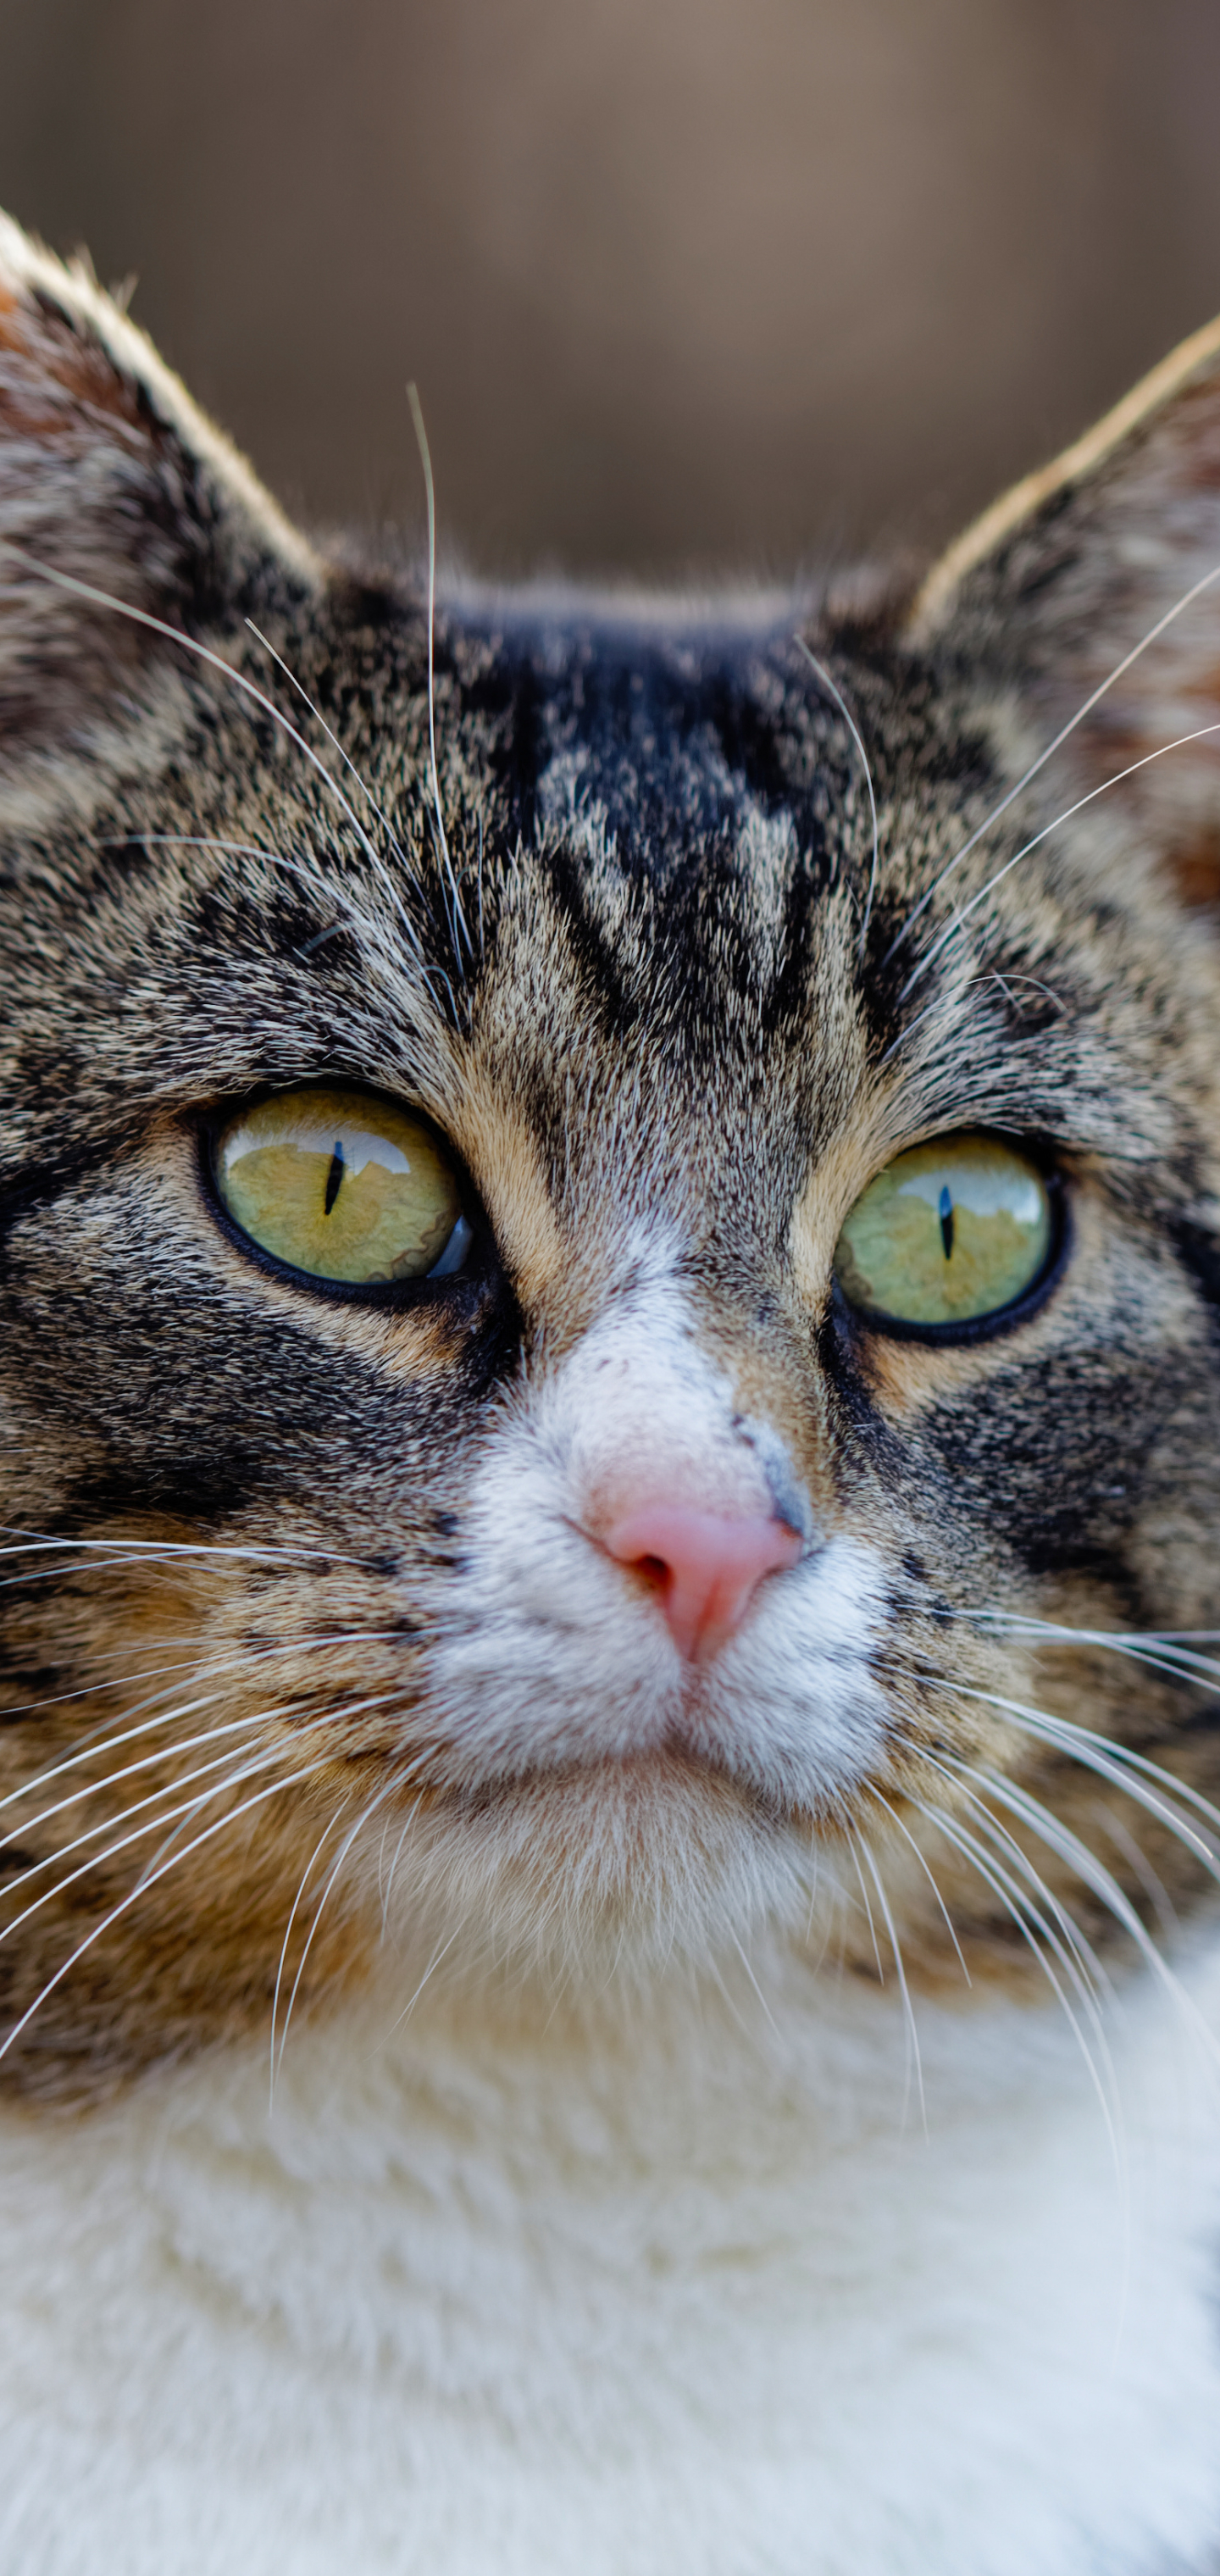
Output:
[{"xmin": 1, "ymin": 0, "xmax": 1218, "ymax": 580}]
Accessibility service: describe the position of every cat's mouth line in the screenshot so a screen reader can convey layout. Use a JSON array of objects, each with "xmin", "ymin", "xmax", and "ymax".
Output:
[{"xmin": 354, "ymin": 1729, "xmax": 853, "ymax": 1841}]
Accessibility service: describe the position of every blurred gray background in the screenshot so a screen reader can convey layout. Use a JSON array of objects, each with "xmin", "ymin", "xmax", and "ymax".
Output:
[{"xmin": 1, "ymin": 0, "xmax": 1218, "ymax": 579}]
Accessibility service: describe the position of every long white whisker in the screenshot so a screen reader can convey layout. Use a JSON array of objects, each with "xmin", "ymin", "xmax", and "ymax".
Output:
[
  {"xmin": 857, "ymin": 1832, "xmax": 926, "ymax": 2133},
  {"xmin": 0, "ymin": 1635, "xmax": 411, "ymax": 1818},
  {"xmin": 0, "ymin": 1691, "xmax": 232, "ymax": 1804},
  {"xmin": 0, "ymin": 1735, "xmax": 318, "ymax": 1935},
  {"xmin": 3, "ymin": 1621, "xmax": 412, "ymax": 1712},
  {"xmin": 916, "ymin": 1745, "xmax": 1117, "ymax": 2019},
  {"xmin": 0, "ymin": 1765, "xmax": 326, "ymax": 2067},
  {"xmin": 244, "ymin": 621, "xmax": 410, "ymax": 872},
  {"xmin": 241, "ymin": 624, "xmax": 436, "ymax": 974},
  {"xmin": 726, "ymin": 1931, "xmax": 781, "ymax": 2041},
  {"xmin": 1, "ymin": 1707, "xmax": 266, "ymax": 1839},
  {"xmin": 927, "ymin": 1758, "xmax": 1116, "ymax": 2007},
  {"xmin": 969, "ymin": 1607, "xmax": 1220, "ymax": 1687},
  {"xmin": 899, "ymin": 721, "xmax": 1220, "ymax": 1001},
  {"xmin": 940, "ymin": 1679, "xmax": 1220, "ymax": 1869},
  {"xmin": 374, "ymin": 1920, "xmax": 464, "ymax": 2049},
  {"xmin": 274, "ymin": 1770, "xmax": 407, "ymax": 2087},
  {"xmin": 796, "ymin": 640, "xmax": 880, "ymax": 949},
  {"xmin": 0, "ymin": 1530, "xmax": 351, "ymax": 1569},
  {"xmin": 0, "ymin": 553, "xmax": 415, "ymax": 910},
  {"xmin": 867, "ymin": 1785, "xmax": 971, "ymax": 1986},
  {"xmin": 888, "ymin": 557, "xmax": 1220, "ymax": 961},
  {"xmin": 0, "ymin": 1679, "xmax": 412, "ymax": 1935},
  {"xmin": 912, "ymin": 1797, "xmax": 1123, "ymax": 2169},
  {"xmin": 407, "ymin": 383, "xmax": 471, "ymax": 958},
  {"xmin": 269, "ymin": 1793, "xmax": 352, "ymax": 2107},
  {"xmin": 947, "ymin": 1752, "xmax": 1220, "ymax": 2076}
]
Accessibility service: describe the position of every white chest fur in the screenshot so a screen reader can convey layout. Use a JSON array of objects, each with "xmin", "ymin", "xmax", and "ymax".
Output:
[{"xmin": 2, "ymin": 1949, "xmax": 1219, "ymax": 2576}]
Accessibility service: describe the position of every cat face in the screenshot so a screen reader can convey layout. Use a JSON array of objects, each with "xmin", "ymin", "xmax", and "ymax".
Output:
[{"xmin": 3, "ymin": 210, "xmax": 1220, "ymax": 2094}]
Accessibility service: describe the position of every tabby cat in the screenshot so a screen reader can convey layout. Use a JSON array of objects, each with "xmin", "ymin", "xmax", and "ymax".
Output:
[{"xmin": 3, "ymin": 204, "xmax": 1220, "ymax": 2574}]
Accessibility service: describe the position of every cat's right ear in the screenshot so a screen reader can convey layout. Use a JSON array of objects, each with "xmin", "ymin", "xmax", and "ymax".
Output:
[
  {"xmin": 906, "ymin": 311, "xmax": 1220, "ymax": 904},
  {"xmin": 0, "ymin": 210, "xmax": 318, "ymax": 795}
]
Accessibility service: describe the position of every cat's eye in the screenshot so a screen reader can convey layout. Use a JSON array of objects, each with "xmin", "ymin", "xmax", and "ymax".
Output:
[
  {"xmin": 213, "ymin": 1085, "xmax": 473, "ymax": 1290},
  {"xmin": 832, "ymin": 1135, "xmax": 1056, "ymax": 1335}
]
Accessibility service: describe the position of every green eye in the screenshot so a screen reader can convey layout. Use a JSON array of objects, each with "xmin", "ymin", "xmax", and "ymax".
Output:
[
  {"xmin": 214, "ymin": 1086, "xmax": 471, "ymax": 1288},
  {"xmin": 833, "ymin": 1135, "xmax": 1054, "ymax": 1331}
]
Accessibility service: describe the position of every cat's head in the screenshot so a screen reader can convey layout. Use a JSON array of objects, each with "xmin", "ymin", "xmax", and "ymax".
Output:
[{"xmin": 3, "ymin": 208, "xmax": 1220, "ymax": 2094}]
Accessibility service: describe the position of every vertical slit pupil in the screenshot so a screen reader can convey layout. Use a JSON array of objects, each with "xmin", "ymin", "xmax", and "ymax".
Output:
[
  {"xmin": 324, "ymin": 1142, "xmax": 345, "ymax": 1216},
  {"xmin": 938, "ymin": 1185, "xmax": 954, "ymax": 1261}
]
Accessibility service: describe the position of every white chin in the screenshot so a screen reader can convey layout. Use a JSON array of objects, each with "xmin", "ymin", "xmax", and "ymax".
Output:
[{"xmin": 364, "ymin": 1756, "xmax": 826, "ymax": 1985}]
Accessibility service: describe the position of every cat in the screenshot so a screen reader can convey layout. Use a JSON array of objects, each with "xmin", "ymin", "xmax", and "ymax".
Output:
[{"xmin": 3, "ymin": 200, "xmax": 1220, "ymax": 2575}]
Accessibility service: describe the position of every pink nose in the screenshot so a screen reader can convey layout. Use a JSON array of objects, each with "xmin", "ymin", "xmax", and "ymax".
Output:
[{"xmin": 602, "ymin": 1506, "xmax": 803, "ymax": 1663}]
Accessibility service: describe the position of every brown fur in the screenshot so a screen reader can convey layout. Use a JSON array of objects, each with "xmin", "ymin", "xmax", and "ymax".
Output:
[{"xmin": 3, "ymin": 208, "xmax": 1220, "ymax": 2096}]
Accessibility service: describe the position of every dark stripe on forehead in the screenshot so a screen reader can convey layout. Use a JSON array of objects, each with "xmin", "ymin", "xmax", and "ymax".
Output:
[{"xmin": 452, "ymin": 608, "xmax": 845, "ymax": 886}]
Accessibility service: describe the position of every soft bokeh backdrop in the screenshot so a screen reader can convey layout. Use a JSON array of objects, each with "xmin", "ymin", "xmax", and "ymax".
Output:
[{"xmin": 1, "ymin": 0, "xmax": 1217, "ymax": 577}]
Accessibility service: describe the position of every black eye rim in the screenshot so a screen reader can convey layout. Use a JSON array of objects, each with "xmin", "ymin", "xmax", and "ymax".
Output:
[
  {"xmin": 196, "ymin": 1080, "xmax": 497, "ymax": 1311},
  {"xmin": 831, "ymin": 1146, "xmax": 1071, "ymax": 1348}
]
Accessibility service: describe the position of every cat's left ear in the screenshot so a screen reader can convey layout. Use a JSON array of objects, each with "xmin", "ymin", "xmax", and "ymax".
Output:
[
  {"xmin": 908, "ymin": 314, "xmax": 1220, "ymax": 902},
  {"xmin": 0, "ymin": 210, "xmax": 319, "ymax": 780}
]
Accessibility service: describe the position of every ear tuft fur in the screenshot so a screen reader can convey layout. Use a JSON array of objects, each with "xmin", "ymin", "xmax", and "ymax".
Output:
[
  {"xmin": 907, "ymin": 309, "xmax": 1220, "ymax": 868},
  {"xmin": 0, "ymin": 210, "xmax": 318, "ymax": 778}
]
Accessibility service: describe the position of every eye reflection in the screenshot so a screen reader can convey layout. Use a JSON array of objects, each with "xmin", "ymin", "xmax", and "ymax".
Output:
[
  {"xmin": 214, "ymin": 1086, "xmax": 469, "ymax": 1287},
  {"xmin": 833, "ymin": 1135, "xmax": 1053, "ymax": 1330}
]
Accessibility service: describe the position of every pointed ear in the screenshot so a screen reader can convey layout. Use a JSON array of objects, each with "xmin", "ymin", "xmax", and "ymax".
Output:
[
  {"xmin": 0, "ymin": 210, "xmax": 319, "ymax": 786},
  {"xmin": 907, "ymin": 313, "xmax": 1220, "ymax": 909}
]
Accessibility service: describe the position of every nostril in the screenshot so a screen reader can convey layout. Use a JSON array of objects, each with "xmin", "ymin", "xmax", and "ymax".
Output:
[{"xmin": 602, "ymin": 1506, "xmax": 802, "ymax": 1664}]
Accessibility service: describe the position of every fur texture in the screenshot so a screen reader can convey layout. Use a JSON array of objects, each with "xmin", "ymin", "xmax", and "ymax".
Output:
[{"xmin": 3, "ymin": 208, "xmax": 1220, "ymax": 2568}]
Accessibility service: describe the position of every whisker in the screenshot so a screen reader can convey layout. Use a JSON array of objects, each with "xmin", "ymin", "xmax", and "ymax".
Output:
[
  {"xmin": 0, "ymin": 1679, "xmax": 413, "ymax": 1937},
  {"xmin": 0, "ymin": 549, "xmax": 405, "ymax": 908},
  {"xmin": 269, "ymin": 1794, "xmax": 352, "ymax": 2107},
  {"xmin": 0, "ymin": 1704, "xmax": 260, "ymax": 1838},
  {"xmin": 476, "ymin": 807, "xmax": 485, "ymax": 958},
  {"xmin": 0, "ymin": 1631, "xmax": 409, "ymax": 1813},
  {"xmin": 106, "ymin": 834, "xmax": 413, "ymax": 973},
  {"xmin": 887, "ymin": 557, "xmax": 1220, "ymax": 962},
  {"xmin": 912, "ymin": 1795, "xmax": 1123, "ymax": 2168},
  {"xmin": 0, "ymin": 1530, "xmax": 352, "ymax": 1571},
  {"xmin": 6, "ymin": 1624, "xmax": 406, "ymax": 1700},
  {"xmin": 0, "ymin": 1764, "xmax": 327, "ymax": 2068},
  {"xmin": 273, "ymin": 1768, "xmax": 408, "ymax": 2089},
  {"xmin": 940, "ymin": 1679, "xmax": 1220, "ymax": 1869},
  {"xmin": 407, "ymin": 383, "xmax": 471, "ymax": 959},
  {"xmin": 857, "ymin": 1831, "xmax": 926, "ymax": 2132},
  {"xmin": 0, "ymin": 1734, "xmax": 317, "ymax": 1937},
  {"xmin": 373, "ymin": 1920, "xmax": 464, "ymax": 2049},
  {"xmin": 242, "ymin": 623, "xmax": 433, "ymax": 969},
  {"xmin": 898, "ymin": 720, "xmax": 1220, "ymax": 1002},
  {"xmin": 971, "ymin": 1614, "xmax": 1220, "ymax": 1698},
  {"xmin": 1097, "ymin": 1812, "xmax": 1179, "ymax": 1951},
  {"xmin": 945, "ymin": 1751, "xmax": 1220, "ymax": 2077},
  {"xmin": 915, "ymin": 1747, "xmax": 1116, "ymax": 2032},
  {"xmin": 866, "ymin": 1783, "xmax": 971, "ymax": 1987},
  {"xmin": 725, "ymin": 1931, "xmax": 782, "ymax": 2040},
  {"xmin": 245, "ymin": 621, "xmax": 410, "ymax": 874},
  {"xmin": 796, "ymin": 640, "xmax": 880, "ymax": 950}
]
